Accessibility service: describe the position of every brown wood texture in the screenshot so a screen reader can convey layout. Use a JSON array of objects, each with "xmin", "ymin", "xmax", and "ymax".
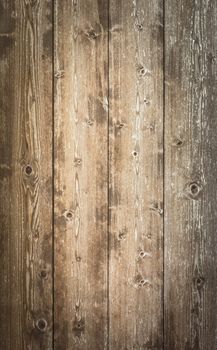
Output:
[
  {"xmin": 109, "ymin": 1, "xmax": 164, "ymax": 349},
  {"xmin": 164, "ymin": 1, "xmax": 217, "ymax": 349},
  {"xmin": 54, "ymin": 1, "xmax": 109, "ymax": 349},
  {"xmin": 1, "ymin": 0, "xmax": 217, "ymax": 349},
  {"xmin": 0, "ymin": 0, "xmax": 53, "ymax": 349}
]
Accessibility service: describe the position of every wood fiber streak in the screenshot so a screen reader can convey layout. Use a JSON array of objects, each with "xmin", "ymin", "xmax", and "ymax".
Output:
[
  {"xmin": 0, "ymin": 0, "xmax": 53, "ymax": 349},
  {"xmin": 54, "ymin": 1, "xmax": 108, "ymax": 349},
  {"xmin": 165, "ymin": 1, "xmax": 217, "ymax": 349},
  {"xmin": 109, "ymin": 1, "xmax": 164, "ymax": 349}
]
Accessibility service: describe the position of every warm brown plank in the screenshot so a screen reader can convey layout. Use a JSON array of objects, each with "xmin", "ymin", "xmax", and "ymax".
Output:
[
  {"xmin": 0, "ymin": 0, "xmax": 53, "ymax": 349},
  {"xmin": 109, "ymin": 0, "xmax": 164, "ymax": 348},
  {"xmin": 164, "ymin": 1, "xmax": 217, "ymax": 349},
  {"xmin": 54, "ymin": 1, "xmax": 108, "ymax": 349}
]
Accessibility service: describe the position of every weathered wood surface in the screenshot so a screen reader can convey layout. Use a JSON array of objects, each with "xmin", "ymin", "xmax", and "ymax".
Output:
[
  {"xmin": 164, "ymin": 1, "xmax": 217, "ymax": 349},
  {"xmin": 54, "ymin": 1, "xmax": 109, "ymax": 349},
  {"xmin": 0, "ymin": 0, "xmax": 53, "ymax": 349},
  {"xmin": 1, "ymin": 0, "xmax": 217, "ymax": 349},
  {"xmin": 109, "ymin": 0, "xmax": 164, "ymax": 348}
]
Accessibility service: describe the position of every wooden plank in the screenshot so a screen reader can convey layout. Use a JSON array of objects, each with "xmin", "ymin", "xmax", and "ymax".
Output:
[
  {"xmin": 109, "ymin": 0, "xmax": 164, "ymax": 348},
  {"xmin": 164, "ymin": 1, "xmax": 217, "ymax": 349},
  {"xmin": 0, "ymin": 0, "xmax": 53, "ymax": 349},
  {"xmin": 54, "ymin": 1, "xmax": 108, "ymax": 349}
]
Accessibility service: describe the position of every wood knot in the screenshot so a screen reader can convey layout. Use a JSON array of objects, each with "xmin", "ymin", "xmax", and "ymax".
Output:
[
  {"xmin": 185, "ymin": 181, "xmax": 202, "ymax": 200},
  {"xmin": 138, "ymin": 250, "xmax": 151, "ymax": 259},
  {"xmin": 149, "ymin": 202, "xmax": 163, "ymax": 216},
  {"xmin": 118, "ymin": 227, "xmax": 127, "ymax": 241},
  {"xmin": 64, "ymin": 210, "xmax": 74, "ymax": 221},
  {"xmin": 24, "ymin": 164, "xmax": 33, "ymax": 176},
  {"xmin": 86, "ymin": 30, "xmax": 99, "ymax": 40},
  {"xmin": 137, "ymin": 64, "xmax": 150, "ymax": 77},
  {"xmin": 55, "ymin": 70, "xmax": 64, "ymax": 79},
  {"xmin": 40, "ymin": 270, "xmax": 48, "ymax": 279},
  {"xmin": 135, "ymin": 23, "xmax": 143, "ymax": 31},
  {"xmin": 193, "ymin": 276, "xmax": 205, "ymax": 289},
  {"xmin": 132, "ymin": 150, "xmax": 138, "ymax": 158},
  {"xmin": 116, "ymin": 121, "xmax": 125, "ymax": 129},
  {"xmin": 144, "ymin": 97, "xmax": 151, "ymax": 106},
  {"xmin": 134, "ymin": 274, "xmax": 152, "ymax": 289},
  {"xmin": 208, "ymin": 52, "xmax": 216, "ymax": 63},
  {"xmin": 35, "ymin": 318, "xmax": 47, "ymax": 333},
  {"xmin": 174, "ymin": 137, "xmax": 184, "ymax": 147},
  {"xmin": 73, "ymin": 318, "xmax": 85, "ymax": 337},
  {"xmin": 74, "ymin": 158, "xmax": 82, "ymax": 167},
  {"xmin": 86, "ymin": 118, "xmax": 94, "ymax": 126}
]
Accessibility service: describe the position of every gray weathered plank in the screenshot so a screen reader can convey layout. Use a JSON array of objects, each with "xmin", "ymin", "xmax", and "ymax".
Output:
[
  {"xmin": 54, "ymin": 1, "xmax": 109, "ymax": 349},
  {"xmin": 0, "ymin": 0, "xmax": 53, "ymax": 349},
  {"xmin": 109, "ymin": 0, "xmax": 164, "ymax": 348},
  {"xmin": 164, "ymin": 1, "xmax": 217, "ymax": 349}
]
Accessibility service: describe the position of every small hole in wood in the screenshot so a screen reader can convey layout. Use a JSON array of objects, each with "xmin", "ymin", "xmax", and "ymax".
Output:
[
  {"xmin": 74, "ymin": 158, "xmax": 82, "ymax": 166},
  {"xmin": 36, "ymin": 318, "xmax": 47, "ymax": 332},
  {"xmin": 139, "ymin": 251, "xmax": 145, "ymax": 258},
  {"xmin": 196, "ymin": 277, "xmax": 204, "ymax": 287},
  {"xmin": 76, "ymin": 256, "xmax": 81, "ymax": 262},
  {"xmin": 87, "ymin": 30, "xmax": 97, "ymax": 40},
  {"xmin": 40, "ymin": 270, "xmax": 47, "ymax": 279},
  {"xmin": 116, "ymin": 121, "xmax": 124, "ymax": 129},
  {"xmin": 136, "ymin": 24, "xmax": 143, "ymax": 31},
  {"xmin": 176, "ymin": 139, "xmax": 183, "ymax": 147},
  {"xmin": 66, "ymin": 210, "xmax": 73, "ymax": 220},
  {"xmin": 25, "ymin": 165, "xmax": 33, "ymax": 176},
  {"xmin": 144, "ymin": 98, "xmax": 150, "ymax": 106},
  {"xmin": 132, "ymin": 151, "xmax": 138, "ymax": 157},
  {"xmin": 86, "ymin": 119, "xmax": 94, "ymax": 126},
  {"xmin": 190, "ymin": 183, "xmax": 199, "ymax": 195}
]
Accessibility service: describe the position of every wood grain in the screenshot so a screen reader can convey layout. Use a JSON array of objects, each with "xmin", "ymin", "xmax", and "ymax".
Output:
[
  {"xmin": 0, "ymin": 0, "xmax": 53, "ymax": 348},
  {"xmin": 54, "ymin": 1, "xmax": 109, "ymax": 349},
  {"xmin": 164, "ymin": 1, "xmax": 217, "ymax": 349},
  {"xmin": 109, "ymin": 0, "xmax": 164, "ymax": 348}
]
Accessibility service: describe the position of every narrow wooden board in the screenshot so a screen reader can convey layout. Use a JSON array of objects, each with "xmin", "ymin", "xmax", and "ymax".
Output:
[
  {"xmin": 109, "ymin": 0, "xmax": 164, "ymax": 348},
  {"xmin": 164, "ymin": 1, "xmax": 217, "ymax": 349},
  {"xmin": 54, "ymin": 1, "xmax": 109, "ymax": 349},
  {"xmin": 0, "ymin": 0, "xmax": 53, "ymax": 349}
]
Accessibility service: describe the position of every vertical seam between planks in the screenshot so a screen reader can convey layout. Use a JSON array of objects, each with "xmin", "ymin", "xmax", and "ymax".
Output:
[
  {"xmin": 107, "ymin": 0, "xmax": 110, "ymax": 349},
  {"xmin": 163, "ymin": 0, "xmax": 165, "ymax": 349},
  {"xmin": 52, "ymin": 1, "xmax": 55, "ymax": 349}
]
